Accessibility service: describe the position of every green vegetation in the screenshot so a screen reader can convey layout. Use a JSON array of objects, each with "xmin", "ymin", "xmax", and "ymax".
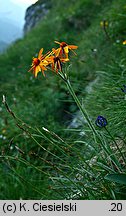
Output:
[{"xmin": 0, "ymin": 0, "xmax": 126, "ymax": 199}]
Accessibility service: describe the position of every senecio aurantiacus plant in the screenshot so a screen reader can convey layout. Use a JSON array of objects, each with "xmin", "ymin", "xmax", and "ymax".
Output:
[
  {"xmin": 28, "ymin": 40, "xmax": 125, "ymax": 171},
  {"xmin": 28, "ymin": 40, "xmax": 97, "ymax": 134},
  {"xmin": 28, "ymin": 41, "xmax": 78, "ymax": 77},
  {"xmin": 28, "ymin": 41, "xmax": 109, "ymax": 141}
]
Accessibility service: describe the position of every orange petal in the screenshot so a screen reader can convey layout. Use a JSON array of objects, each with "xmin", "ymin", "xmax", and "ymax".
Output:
[
  {"xmin": 64, "ymin": 46, "xmax": 69, "ymax": 53},
  {"xmin": 61, "ymin": 58, "xmax": 69, "ymax": 62},
  {"xmin": 54, "ymin": 41, "xmax": 61, "ymax": 45},
  {"xmin": 40, "ymin": 65, "xmax": 47, "ymax": 71},
  {"xmin": 34, "ymin": 70, "xmax": 38, "ymax": 78},
  {"xmin": 28, "ymin": 65, "xmax": 35, "ymax": 72},
  {"xmin": 41, "ymin": 70, "xmax": 46, "ymax": 77},
  {"xmin": 34, "ymin": 65, "xmax": 41, "ymax": 77},
  {"xmin": 38, "ymin": 48, "xmax": 43, "ymax": 59},
  {"xmin": 55, "ymin": 48, "xmax": 62, "ymax": 57},
  {"xmin": 68, "ymin": 45, "xmax": 78, "ymax": 49}
]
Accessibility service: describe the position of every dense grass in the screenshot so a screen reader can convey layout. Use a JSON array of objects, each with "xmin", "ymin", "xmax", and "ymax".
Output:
[{"xmin": 0, "ymin": 0, "xmax": 126, "ymax": 199}]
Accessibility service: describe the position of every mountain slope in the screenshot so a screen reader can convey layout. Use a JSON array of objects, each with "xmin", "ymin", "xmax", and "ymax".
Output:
[
  {"xmin": 0, "ymin": 19, "xmax": 22, "ymax": 43},
  {"xmin": 0, "ymin": 41, "xmax": 8, "ymax": 53},
  {"xmin": 0, "ymin": 0, "xmax": 25, "ymax": 43}
]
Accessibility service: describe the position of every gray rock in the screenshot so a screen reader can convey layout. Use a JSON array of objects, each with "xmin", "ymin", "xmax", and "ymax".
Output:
[{"xmin": 24, "ymin": 0, "xmax": 52, "ymax": 34}]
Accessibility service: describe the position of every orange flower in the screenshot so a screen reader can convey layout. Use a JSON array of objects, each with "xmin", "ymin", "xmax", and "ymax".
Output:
[
  {"xmin": 48, "ymin": 55, "xmax": 69, "ymax": 73},
  {"xmin": 29, "ymin": 48, "xmax": 50, "ymax": 77},
  {"xmin": 54, "ymin": 41, "xmax": 78, "ymax": 58}
]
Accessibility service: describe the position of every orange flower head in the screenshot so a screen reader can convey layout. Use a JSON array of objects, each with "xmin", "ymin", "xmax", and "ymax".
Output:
[
  {"xmin": 28, "ymin": 48, "xmax": 50, "ymax": 77},
  {"xmin": 54, "ymin": 41, "xmax": 78, "ymax": 58},
  {"xmin": 48, "ymin": 55, "xmax": 69, "ymax": 73}
]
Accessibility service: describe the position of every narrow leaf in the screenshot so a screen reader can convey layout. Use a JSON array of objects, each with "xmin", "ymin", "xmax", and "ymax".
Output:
[{"xmin": 105, "ymin": 173, "xmax": 126, "ymax": 185}]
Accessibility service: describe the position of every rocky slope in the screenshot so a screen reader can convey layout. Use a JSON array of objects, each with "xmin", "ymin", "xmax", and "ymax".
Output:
[{"xmin": 24, "ymin": 0, "xmax": 52, "ymax": 33}]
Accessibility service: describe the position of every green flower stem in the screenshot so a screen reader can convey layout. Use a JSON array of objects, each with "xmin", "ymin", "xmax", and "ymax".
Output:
[
  {"xmin": 63, "ymin": 76, "xmax": 122, "ymax": 172},
  {"xmin": 103, "ymin": 25, "xmax": 111, "ymax": 41},
  {"xmin": 66, "ymin": 79, "xmax": 97, "ymax": 135}
]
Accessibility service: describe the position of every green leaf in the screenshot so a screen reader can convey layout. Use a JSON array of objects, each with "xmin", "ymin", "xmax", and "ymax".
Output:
[{"xmin": 105, "ymin": 174, "xmax": 126, "ymax": 185}]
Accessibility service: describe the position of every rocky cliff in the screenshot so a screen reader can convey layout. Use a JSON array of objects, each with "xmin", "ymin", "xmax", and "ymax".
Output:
[{"xmin": 24, "ymin": 0, "xmax": 52, "ymax": 34}]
